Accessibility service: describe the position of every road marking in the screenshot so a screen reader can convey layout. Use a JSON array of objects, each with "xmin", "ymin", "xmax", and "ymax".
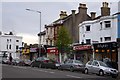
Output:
[
  {"xmin": 12, "ymin": 66, "xmax": 27, "ymax": 69},
  {"xmin": 66, "ymin": 75, "xmax": 82, "ymax": 78},
  {"xmin": 49, "ymin": 72, "xmax": 55, "ymax": 74}
]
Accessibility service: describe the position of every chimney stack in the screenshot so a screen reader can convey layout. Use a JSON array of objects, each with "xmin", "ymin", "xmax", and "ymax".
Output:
[
  {"xmin": 78, "ymin": 3, "xmax": 87, "ymax": 14},
  {"xmin": 90, "ymin": 12, "xmax": 96, "ymax": 19},
  {"xmin": 60, "ymin": 11, "xmax": 67, "ymax": 19},
  {"xmin": 101, "ymin": 2, "xmax": 110, "ymax": 16}
]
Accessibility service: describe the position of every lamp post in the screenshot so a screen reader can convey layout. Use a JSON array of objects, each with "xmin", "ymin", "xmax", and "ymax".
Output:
[{"xmin": 26, "ymin": 9, "xmax": 41, "ymax": 57}]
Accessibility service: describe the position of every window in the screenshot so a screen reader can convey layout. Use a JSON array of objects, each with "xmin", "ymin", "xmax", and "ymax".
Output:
[
  {"xmin": 104, "ymin": 21, "xmax": 111, "ymax": 28},
  {"xmin": 7, "ymin": 45, "xmax": 8, "ymax": 49},
  {"xmin": 87, "ymin": 61, "xmax": 92, "ymax": 65},
  {"xmin": 86, "ymin": 39, "xmax": 91, "ymax": 44},
  {"xmin": 100, "ymin": 37, "xmax": 103, "ymax": 42},
  {"xmin": 50, "ymin": 40, "xmax": 52, "ymax": 45},
  {"xmin": 16, "ymin": 45, "xmax": 19, "ymax": 50},
  {"xmin": 50, "ymin": 28, "xmax": 52, "ymax": 34},
  {"xmin": 100, "ymin": 22, "xmax": 102, "ymax": 30},
  {"xmin": 9, "ymin": 45, "xmax": 11, "ymax": 49},
  {"xmin": 7, "ymin": 39, "xmax": 9, "ymax": 42},
  {"xmin": 104, "ymin": 37, "xmax": 111, "ymax": 41},
  {"xmin": 92, "ymin": 61, "xmax": 99, "ymax": 66},
  {"xmin": 16, "ymin": 40, "xmax": 19, "ymax": 42},
  {"xmin": 10, "ymin": 39, "xmax": 11, "ymax": 42},
  {"xmin": 86, "ymin": 25, "xmax": 90, "ymax": 31}
]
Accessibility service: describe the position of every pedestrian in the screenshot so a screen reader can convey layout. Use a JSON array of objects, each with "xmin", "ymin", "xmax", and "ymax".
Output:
[{"xmin": 9, "ymin": 53, "xmax": 13, "ymax": 65}]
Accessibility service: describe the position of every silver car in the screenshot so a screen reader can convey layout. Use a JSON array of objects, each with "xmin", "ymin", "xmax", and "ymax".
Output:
[
  {"xmin": 58, "ymin": 60, "xmax": 85, "ymax": 72},
  {"xmin": 84, "ymin": 60, "xmax": 118, "ymax": 78}
]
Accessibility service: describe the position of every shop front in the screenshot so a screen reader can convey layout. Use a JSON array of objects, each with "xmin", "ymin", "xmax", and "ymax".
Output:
[
  {"xmin": 73, "ymin": 45, "xmax": 92, "ymax": 63},
  {"xmin": 30, "ymin": 48, "xmax": 38, "ymax": 61},
  {"xmin": 47, "ymin": 47, "xmax": 59, "ymax": 62},
  {"xmin": 21, "ymin": 48, "xmax": 30, "ymax": 60},
  {"xmin": 93, "ymin": 42, "xmax": 118, "ymax": 69}
]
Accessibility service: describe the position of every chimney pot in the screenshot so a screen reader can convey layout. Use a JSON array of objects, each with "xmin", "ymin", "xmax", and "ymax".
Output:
[
  {"xmin": 101, "ymin": 2, "xmax": 110, "ymax": 16},
  {"xmin": 90, "ymin": 12, "xmax": 96, "ymax": 19}
]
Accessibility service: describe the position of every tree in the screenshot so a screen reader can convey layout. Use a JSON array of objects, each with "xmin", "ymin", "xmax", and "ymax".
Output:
[{"xmin": 56, "ymin": 26, "xmax": 72, "ymax": 54}]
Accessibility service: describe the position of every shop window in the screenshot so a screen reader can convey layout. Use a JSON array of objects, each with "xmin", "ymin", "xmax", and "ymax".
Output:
[
  {"xmin": 104, "ymin": 21, "xmax": 111, "ymax": 28},
  {"xmin": 86, "ymin": 25, "xmax": 90, "ymax": 31},
  {"xmin": 104, "ymin": 37, "xmax": 111, "ymax": 41},
  {"xmin": 86, "ymin": 39, "xmax": 91, "ymax": 44}
]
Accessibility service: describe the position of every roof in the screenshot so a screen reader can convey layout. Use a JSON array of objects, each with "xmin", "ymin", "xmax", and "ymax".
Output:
[{"xmin": 38, "ymin": 30, "xmax": 46, "ymax": 36}]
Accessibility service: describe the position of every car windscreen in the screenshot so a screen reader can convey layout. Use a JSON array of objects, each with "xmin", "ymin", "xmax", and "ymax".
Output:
[{"xmin": 99, "ymin": 61, "xmax": 108, "ymax": 67}]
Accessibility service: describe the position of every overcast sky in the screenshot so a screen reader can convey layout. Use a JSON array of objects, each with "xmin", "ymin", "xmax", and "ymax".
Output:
[{"xmin": 1, "ymin": 0, "xmax": 119, "ymax": 44}]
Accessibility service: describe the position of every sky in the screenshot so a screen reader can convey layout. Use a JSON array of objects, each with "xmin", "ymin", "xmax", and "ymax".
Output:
[{"xmin": 1, "ymin": 0, "xmax": 119, "ymax": 45}]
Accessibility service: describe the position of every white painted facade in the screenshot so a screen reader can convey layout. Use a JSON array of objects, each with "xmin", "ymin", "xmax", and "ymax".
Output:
[
  {"xmin": 79, "ymin": 15, "xmax": 118, "ymax": 44},
  {"xmin": 0, "ymin": 34, "xmax": 22, "ymax": 59}
]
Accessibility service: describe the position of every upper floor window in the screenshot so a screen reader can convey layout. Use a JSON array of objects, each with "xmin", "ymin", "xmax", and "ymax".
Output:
[
  {"xmin": 16, "ymin": 45, "xmax": 19, "ymax": 50},
  {"xmin": 9, "ymin": 45, "xmax": 11, "ymax": 49},
  {"xmin": 86, "ymin": 39, "xmax": 91, "ymax": 44},
  {"xmin": 10, "ymin": 39, "xmax": 11, "ymax": 42},
  {"xmin": 7, "ymin": 39, "xmax": 9, "ymax": 42},
  {"xmin": 100, "ymin": 22, "xmax": 102, "ymax": 30},
  {"xmin": 104, "ymin": 21, "xmax": 111, "ymax": 28},
  {"xmin": 50, "ymin": 40, "xmax": 52, "ymax": 46},
  {"xmin": 86, "ymin": 25, "xmax": 90, "ymax": 31},
  {"xmin": 100, "ymin": 37, "xmax": 103, "ymax": 42},
  {"xmin": 16, "ymin": 40, "xmax": 19, "ymax": 42},
  {"xmin": 104, "ymin": 37, "xmax": 111, "ymax": 41},
  {"xmin": 7, "ymin": 44, "xmax": 8, "ymax": 49}
]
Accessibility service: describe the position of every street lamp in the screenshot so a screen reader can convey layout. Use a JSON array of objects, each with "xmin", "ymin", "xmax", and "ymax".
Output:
[{"xmin": 26, "ymin": 8, "xmax": 41, "ymax": 57}]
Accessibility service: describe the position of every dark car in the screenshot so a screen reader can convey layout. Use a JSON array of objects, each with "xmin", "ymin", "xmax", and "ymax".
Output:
[
  {"xmin": 58, "ymin": 59, "xmax": 85, "ymax": 72},
  {"xmin": 31, "ymin": 57, "xmax": 60, "ymax": 69}
]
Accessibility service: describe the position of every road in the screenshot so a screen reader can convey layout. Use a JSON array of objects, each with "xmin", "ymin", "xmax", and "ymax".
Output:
[{"xmin": 1, "ymin": 64, "xmax": 115, "ymax": 80}]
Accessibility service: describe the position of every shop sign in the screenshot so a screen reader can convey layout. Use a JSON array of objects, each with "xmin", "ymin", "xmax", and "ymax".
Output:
[
  {"xmin": 30, "ymin": 48, "xmax": 37, "ymax": 53},
  {"xmin": 73, "ymin": 45, "xmax": 92, "ymax": 50},
  {"xmin": 93, "ymin": 42, "xmax": 117, "ymax": 49},
  {"xmin": 47, "ymin": 47, "xmax": 58, "ymax": 54},
  {"xmin": 22, "ymin": 49, "xmax": 30, "ymax": 54}
]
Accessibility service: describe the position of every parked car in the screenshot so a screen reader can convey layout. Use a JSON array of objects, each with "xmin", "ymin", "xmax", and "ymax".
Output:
[
  {"xmin": 30, "ymin": 57, "xmax": 60, "ymax": 69},
  {"xmin": 24, "ymin": 59, "xmax": 31, "ymax": 66},
  {"xmin": 13, "ymin": 58, "xmax": 25, "ymax": 66},
  {"xmin": 2, "ymin": 58, "xmax": 10, "ymax": 64},
  {"xmin": 58, "ymin": 59, "xmax": 85, "ymax": 72},
  {"xmin": 84, "ymin": 60, "xmax": 118, "ymax": 78}
]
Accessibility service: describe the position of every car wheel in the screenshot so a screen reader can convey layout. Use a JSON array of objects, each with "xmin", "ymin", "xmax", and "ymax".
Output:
[
  {"xmin": 84, "ymin": 68, "xmax": 88, "ymax": 74},
  {"xmin": 70, "ymin": 67, "xmax": 74, "ymax": 72},
  {"xmin": 99, "ymin": 70, "xmax": 104, "ymax": 76},
  {"xmin": 30, "ymin": 63, "xmax": 34, "ymax": 67},
  {"xmin": 112, "ymin": 75, "xmax": 118, "ymax": 78}
]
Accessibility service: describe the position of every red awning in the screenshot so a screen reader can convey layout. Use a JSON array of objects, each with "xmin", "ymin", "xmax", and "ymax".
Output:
[{"xmin": 47, "ymin": 47, "xmax": 58, "ymax": 54}]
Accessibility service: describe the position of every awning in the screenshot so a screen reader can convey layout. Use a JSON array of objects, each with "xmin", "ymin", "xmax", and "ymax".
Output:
[{"xmin": 47, "ymin": 47, "xmax": 58, "ymax": 54}]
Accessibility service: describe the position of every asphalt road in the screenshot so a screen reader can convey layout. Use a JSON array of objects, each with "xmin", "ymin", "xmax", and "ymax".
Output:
[{"xmin": 1, "ymin": 64, "xmax": 115, "ymax": 80}]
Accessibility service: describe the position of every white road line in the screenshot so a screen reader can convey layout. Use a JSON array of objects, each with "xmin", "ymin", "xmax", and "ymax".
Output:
[
  {"xmin": 66, "ymin": 75, "xmax": 82, "ymax": 78},
  {"xmin": 12, "ymin": 66, "xmax": 27, "ymax": 69},
  {"xmin": 49, "ymin": 72, "xmax": 55, "ymax": 74}
]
